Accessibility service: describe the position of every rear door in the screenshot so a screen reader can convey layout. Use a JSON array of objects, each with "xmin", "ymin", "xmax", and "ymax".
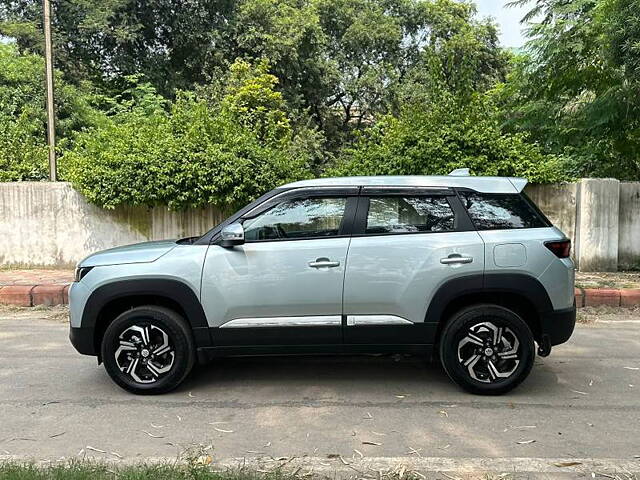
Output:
[{"xmin": 342, "ymin": 188, "xmax": 485, "ymax": 346}]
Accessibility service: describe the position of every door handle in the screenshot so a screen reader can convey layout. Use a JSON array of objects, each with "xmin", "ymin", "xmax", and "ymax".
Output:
[
  {"xmin": 308, "ymin": 257, "xmax": 340, "ymax": 268},
  {"xmin": 440, "ymin": 254, "xmax": 473, "ymax": 265}
]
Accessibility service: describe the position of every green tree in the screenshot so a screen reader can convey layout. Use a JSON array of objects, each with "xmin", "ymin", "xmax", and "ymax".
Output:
[
  {"xmin": 0, "ymin": 43, "xmax": 99, "ymax": 181},
  {"xmin": 498, "ymin": 0, "xmax": 640, "ymax": 179},
  {"xmin": 0, "ymin": 0, "xmax": 236, "ymax": 94},
  {"xmin": 61, "ymin": 60, "xmax": 313, "ymax": 210},
  {"xmin": 330, "ymin": 88, "xmax": 563, "ymax": 183}
]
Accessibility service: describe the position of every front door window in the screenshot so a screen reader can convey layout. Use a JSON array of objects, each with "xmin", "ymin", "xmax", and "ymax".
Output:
[{"xmin": 243, "ymin": 197, "xmax": 347, "ymax": 241}]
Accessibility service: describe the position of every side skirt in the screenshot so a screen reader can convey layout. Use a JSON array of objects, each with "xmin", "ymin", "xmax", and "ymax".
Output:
[{"xmin": 197, "ymin": 344, "xmax": 433, "ymax": 364}]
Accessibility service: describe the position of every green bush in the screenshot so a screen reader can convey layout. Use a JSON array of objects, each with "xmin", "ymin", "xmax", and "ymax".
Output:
[
  {"xmin": 0, "ymin": 43, "xmax": 101, "ymax": 181},
  {"xmin": 330, "ymin": 90, "xmax": 565, "ymax": 183},
  {"xmin": 62, "ymin": 61, "xmax": 313, "ymax": 210}
]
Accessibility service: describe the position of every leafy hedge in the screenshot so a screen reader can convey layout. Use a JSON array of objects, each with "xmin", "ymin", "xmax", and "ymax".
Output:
[
  {"xmin": 61, "ymin": 62, "xmax": 314, "ymax": 210},
  {"xmin": 330, "ymin": 90, "xmax": 565, "ymax": 183},
  {"xmin": 0, "ymin": 44, "xmax": 100, "ymax": 181}
]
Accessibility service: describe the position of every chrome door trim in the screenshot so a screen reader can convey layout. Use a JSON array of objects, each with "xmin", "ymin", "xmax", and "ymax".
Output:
[
  {"xmin": 346, "ymin": 315, "xmax": 414, "ymax": 326},
  {"xmin": 220, "ymin": 316, "xmax": 342, "ymax": 329}
]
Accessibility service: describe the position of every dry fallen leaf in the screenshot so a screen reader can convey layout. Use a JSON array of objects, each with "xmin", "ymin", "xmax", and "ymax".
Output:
[
  {"xmin": 86, "ymin": 446, "xmax": 106, "ymax": 453},
  {"xmin": 554, "ymin": 461, "xmax": 582, "ymax": 467},
  {"xmin": 196, "ymin": 455, "xmax": 212, "ymax": 465},
  {"xmin": 438, "ymin": 410, "xmax": 448, "ymax": 417},
  {"xmin": 440, "ymin": 472, "xmax": 461, "ymax": 480},
  {"xmin": 364, "ymin": 412, "xmax": 373, "ymax": 419},
  {"xmin": 507, "ymin": 425, "xmax": 536, "ymax": 431},
  {"xmin": 516, "ymin": 440, "xmax": 536, "ymax": 444}
]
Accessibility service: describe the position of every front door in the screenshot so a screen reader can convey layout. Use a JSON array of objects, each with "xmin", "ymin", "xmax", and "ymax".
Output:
[
  {"xmin": 201, "ymin": 192, "xmax": 356, "ymax": 346},
  {"xmin": 343, "ymin": 190, "xmax": 485, "ymax": 345}
]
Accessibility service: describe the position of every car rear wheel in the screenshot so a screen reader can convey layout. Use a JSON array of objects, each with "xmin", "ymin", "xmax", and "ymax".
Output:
[
  {"xmin": 439, "ymin": 304, "xmax": 535, "ymax": 395},
  {"xmin": 101, "ymin": 306, "xmax": 195, "ymax": 395}
]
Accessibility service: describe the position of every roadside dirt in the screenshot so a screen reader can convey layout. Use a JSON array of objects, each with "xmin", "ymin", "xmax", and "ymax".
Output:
[{"xmin": 576, "ymin": 271, "xmax": 640, "ymax": 289}]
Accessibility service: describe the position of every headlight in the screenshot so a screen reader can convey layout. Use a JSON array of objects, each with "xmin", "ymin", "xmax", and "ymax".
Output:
[{"xmin": 74, "ymin": 266, "xmax": 94, "ymax": 282}]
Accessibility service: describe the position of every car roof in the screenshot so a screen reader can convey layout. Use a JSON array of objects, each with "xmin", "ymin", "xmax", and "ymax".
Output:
[{"xmin": 281, "ymin": 175, "xmax": 527, "ymax": 194}]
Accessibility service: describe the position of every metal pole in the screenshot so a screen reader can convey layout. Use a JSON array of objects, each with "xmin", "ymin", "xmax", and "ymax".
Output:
[{"xmin": 43, "ymin": 0, "xmax": 56, "ymax": 181}]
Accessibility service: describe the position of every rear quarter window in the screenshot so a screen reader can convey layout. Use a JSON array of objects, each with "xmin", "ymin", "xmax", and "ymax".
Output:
[{"xmin": 459, "ymin": 192, "xmax": 549, "ymax": 230}]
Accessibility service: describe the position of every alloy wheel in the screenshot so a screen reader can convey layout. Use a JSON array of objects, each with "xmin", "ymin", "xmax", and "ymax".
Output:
[
  {"xmin": 114, "ymin": 324, "xmax": 175, "ymax": 384},
  {"xmin": 457, "ymin": 321, "xmax": 520, "ymax": 383}
]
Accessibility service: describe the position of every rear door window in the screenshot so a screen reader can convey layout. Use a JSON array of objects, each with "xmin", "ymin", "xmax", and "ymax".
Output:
[
  {"xmin": 459, "ymin": 192, "xmax": 548, "ymax": 230},
  {"xmin": 365, "ymin": 196, "xmax": 455, "ymax": 234}
]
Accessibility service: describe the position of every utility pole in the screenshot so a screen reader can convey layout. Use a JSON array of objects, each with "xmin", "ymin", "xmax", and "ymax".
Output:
[{"xmin": 43, "ymin": 0, "xmax": 56, "ymax": 181}]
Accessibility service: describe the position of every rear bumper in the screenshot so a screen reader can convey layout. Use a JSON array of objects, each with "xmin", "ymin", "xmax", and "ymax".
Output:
[
  {"xmin": 540, "ymin": 304, "xmax": 576, "ymax": 346},
  {"xmin": 69, "ymin": 326, "xmax": 96, "ymax": 356}
]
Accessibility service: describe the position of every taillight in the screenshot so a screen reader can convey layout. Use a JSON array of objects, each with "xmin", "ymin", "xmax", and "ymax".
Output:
[{"xmin": 545, "ymin": 240, "xmax": 571, "ymax": 258}]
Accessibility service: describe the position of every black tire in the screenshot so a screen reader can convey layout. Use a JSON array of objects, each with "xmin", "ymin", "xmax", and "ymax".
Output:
[
  {"xmin": 101, "ymin": 306, "xmax": 195, "ymax": 395},
  {"xmin": 439, "ymin": 304, "xmax": 535, "ymax": 395}
]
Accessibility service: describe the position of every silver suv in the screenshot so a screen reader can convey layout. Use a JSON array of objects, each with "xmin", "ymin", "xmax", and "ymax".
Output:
[{"xmin": 69, "ymin": 171, "xmax": 576, "ymax": 395}]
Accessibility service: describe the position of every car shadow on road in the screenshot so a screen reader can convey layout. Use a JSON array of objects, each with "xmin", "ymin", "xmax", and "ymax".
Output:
[{"xmin": 175, "ymin": 353, "xmax": 563, "ymax": 401}]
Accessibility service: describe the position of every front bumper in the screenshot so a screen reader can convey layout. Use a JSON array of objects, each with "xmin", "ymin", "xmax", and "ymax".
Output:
[
  {"xmin": 540, "ymin": 304, "xmax": 576, "ymax": 347},
  {"xmin": 69, "ymin": 326, "xmax": 96, "ymax": 356}
]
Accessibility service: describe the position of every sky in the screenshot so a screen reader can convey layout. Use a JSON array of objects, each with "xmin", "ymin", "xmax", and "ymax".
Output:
[{"xmin": 475, "ymin": 0, "xmax": 530, "ymax": 48}]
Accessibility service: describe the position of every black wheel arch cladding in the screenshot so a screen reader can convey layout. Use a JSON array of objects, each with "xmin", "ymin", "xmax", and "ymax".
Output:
[{"xmin": 82, "ymin": 278, "xmax": 212, "ymax": 352}]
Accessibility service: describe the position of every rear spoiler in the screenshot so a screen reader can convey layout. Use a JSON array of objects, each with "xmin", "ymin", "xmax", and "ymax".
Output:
[
  {"xmin": 448, "ymin": 168, "xmax": 527, "ymax": 193},
  {"xmin": 507, "ymin": 177, "xmax": 528, "ymax": 193}
]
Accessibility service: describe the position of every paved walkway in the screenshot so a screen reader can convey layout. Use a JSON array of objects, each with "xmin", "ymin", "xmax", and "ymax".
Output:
[{"xmin": 0, "ymin": 268, "xmax": 74, "ymax": 285}]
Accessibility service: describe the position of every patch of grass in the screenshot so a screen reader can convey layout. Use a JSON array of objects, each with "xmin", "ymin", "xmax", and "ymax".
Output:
[{"xmin": 0, "ymin": 461, "xmax": 306, "ymax": 480}]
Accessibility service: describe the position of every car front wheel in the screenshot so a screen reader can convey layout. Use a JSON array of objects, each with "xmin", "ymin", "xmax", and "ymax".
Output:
[
  {"xmin": 439, "ymin": 304, "xmax": 535, "ymax": 395},
  {"xmin": 101, "ymin": 306, "xmax": 195, "ymax": 394}
]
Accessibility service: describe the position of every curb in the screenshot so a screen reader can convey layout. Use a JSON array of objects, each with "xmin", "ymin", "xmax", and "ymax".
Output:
[
  {"xmin": 1, "ymin": 284, "xmax": 640, "ymax": 308},
  {"xmin": 0, "ymin": 454, "xmax": 638, "ymax": 476},
  {"xmin": 575, "ymin": 287, "xmax": 640, "ymax": 308},
  {"xmin": 0, "ymin": 284, "xmax": 69, "ymax": 307}
]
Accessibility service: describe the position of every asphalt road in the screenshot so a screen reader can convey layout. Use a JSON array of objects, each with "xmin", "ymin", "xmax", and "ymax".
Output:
[{"xmin": 0, "ymin": 309, "xmax": 639, "ymax": 477}]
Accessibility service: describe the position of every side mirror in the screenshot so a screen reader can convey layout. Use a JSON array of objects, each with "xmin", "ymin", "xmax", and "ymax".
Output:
[{"xmin": 220, "ymin": 223, "xmax": 245, "ymax": 248}]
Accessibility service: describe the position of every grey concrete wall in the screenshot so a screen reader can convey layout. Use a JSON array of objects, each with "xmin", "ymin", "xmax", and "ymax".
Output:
[
  {"xmin": 0, "ymin": 182, "xmax": 225, "ymax": 267},
  {"xmin": 619, "ymin": 182, "xmax": 640, "ymax": 269},
  {"xmin": 1, "ymin": 180, "xmax": 638, "ymax": 270},
  {"xmin": 576, "ymin": 178, "xmax": 620, "ymax": 272},
  {"xmin": 525, "ymin": 182, "xmax": 578, "ymax": 254}
]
